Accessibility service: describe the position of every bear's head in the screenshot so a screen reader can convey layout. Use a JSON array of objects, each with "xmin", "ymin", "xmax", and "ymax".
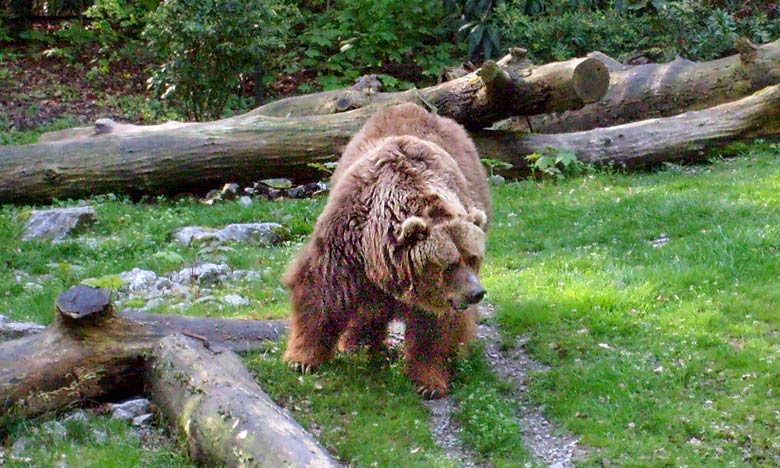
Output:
[{"xmin": 365, "ymin": 202, "xmax": 488, "ymax": 314}]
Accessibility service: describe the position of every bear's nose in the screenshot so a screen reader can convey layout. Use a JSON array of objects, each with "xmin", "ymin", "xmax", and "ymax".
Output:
[{"xmin": 466, "ymin": 287, "xmax": 486, "ymax": 305}]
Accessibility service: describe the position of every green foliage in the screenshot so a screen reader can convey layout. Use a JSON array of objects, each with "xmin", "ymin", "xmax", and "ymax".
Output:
[
  {"xmin": 497, "ymin": 2, "xmax": 656, "ymax": 62},
  {"xmin": 307, "ymin": 161, "xmax": 339, "ymax": 178},
  {"xmin": 81, "ymin": 274, "xmax": 129, "ymax": 289},
  {"xmin": 143, "ymin": 0, "xmax": 299, "ymax": 120},
  {"xmin": 525, "ymin": 147, "xmax": 584, "ymax": 179},
  {"xmin": 453, "ymin": 345, "xmax": 532, "ymax": 465},
  {"xmin": 480, "ymin": 158, "xmax": 513, "ymax": 177},
  {"xmin": 486, "ymin": 142, "xmax": 780, "ymax": 466},
  {"xmin": 291, "ymin": 0, "xmax": 459, "ymax": 90},
  {"xmin": 497, "ymin": 0, "xmax": 780, "ymax": 64},
  {"xmin": 4, "ymin": 414, "xmax": 192, "ymax": 468},
  {"xmin": 445, "ymin": 0, "xmax": 502, "ymax": 61}
]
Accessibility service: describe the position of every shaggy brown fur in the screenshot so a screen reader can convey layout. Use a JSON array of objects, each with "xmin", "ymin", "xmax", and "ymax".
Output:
[{"xmin": 283, "ymin": 103, "xmax": 490, "ymax": 398}]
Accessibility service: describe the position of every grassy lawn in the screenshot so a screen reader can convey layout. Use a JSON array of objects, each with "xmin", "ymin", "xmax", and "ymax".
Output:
[{"xmin": 1, "ymin": 142, "xmax": 779, "ymax": 466}]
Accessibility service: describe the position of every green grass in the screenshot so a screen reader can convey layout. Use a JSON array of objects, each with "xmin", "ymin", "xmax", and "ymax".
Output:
[
  {"xmin": 487, "ymin": 143, "xmax": 780, "ymax": 467},
  {"xmin": 3, "ymin": 413, "xmax": 191, "ymax": 468},
  {"xmin": 3, "ymin": 141, "xmax": 780, "ymax": 467}
]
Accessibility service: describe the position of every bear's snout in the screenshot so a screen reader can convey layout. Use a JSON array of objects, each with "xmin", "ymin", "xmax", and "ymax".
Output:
[{"xmin": 466, "ymin": 287, "xmax": 486, "ymax": 305}]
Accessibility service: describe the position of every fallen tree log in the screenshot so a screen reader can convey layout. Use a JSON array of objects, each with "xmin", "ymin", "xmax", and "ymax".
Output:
[
  {"xmin": 148, "ymin": 334, "xmax": 341, "ymax": 468},
  {"xmin": 34, "ymin": 51, "xmax": 607, "ymax": 146},
  {"xmin": 0, "ymin": 53, "xmax": 608, "ymax": 205},
  {"xmin": 0, "ymin": 286, "xmax": 287, "ymax": 420},
  {"xmin": 477, "ymin": 82, "xmax": 780, "ymax": 173},
  {"xmin": 518, "ymin": 37, "xmax": 780, "ymax": 133},
  {"xmin": 2, "ymin": 82, "xmax": 778, "ymax": 206},
  {"xmin": 253, "ymin": 51, "xmax": 608, "ymax": 124}
]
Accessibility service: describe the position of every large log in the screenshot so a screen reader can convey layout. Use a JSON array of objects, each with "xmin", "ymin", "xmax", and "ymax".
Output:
[
  {"xmin": 519, "ymin": 37, "xmax": 780, "ymax": 133},
  {"xmin": 0, "ymin": 286, "xmax": 287, "ymax": 420},
  {"xmin": 0, "ymin": 54, "xmax": 608, "ymax": 205},
  {"xmin": 477, "ymin": 83, "xmax": 780, "ymax": 173},
  {"xmin": 148, "ymin": 334, "xmax": 342, "ymax": 468},
  {"xmin": 254, "ymin": 51, "xmax": 608, "ymax": 126},
  {"xmin": 2, "ymin": 79, "xmax": 778, "ymax": 206}
]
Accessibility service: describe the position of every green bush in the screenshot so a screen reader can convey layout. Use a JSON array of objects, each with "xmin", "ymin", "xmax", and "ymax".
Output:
[
  {"xmin": 143, "ymin": 0, "xmax": 299, "ymax": 120},
  {"xmin": 290, "ymin": 0, "xmax": 460, "ymax": 90},
  {"xmin": 497, "ymin": 0, "xmax": 780, "ymax": 64},
  {"xmin": 497, "ymin": 2, "xmax": 655, "ymax": 62},
  {"xmin": 657, "ymin": 1, "xmax": 780, "ymax": 61}
]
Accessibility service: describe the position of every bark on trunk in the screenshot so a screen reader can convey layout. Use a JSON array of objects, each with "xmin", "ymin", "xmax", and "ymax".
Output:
[
  {"xmin": 2, "ymin": 67, "xmax": 778, "ymax": 205},
  {"xmin": 518, "ymin": 38, "xmax": 780, "ymax": 133},
  {"xmin": 225, "ymin": 51, "xmax": 608, "ymax": 127},
  {"xmin": 0, "ymin": 286, "xmax": 287, "ymax": 420},
  {"xmin": 476, "ymin": 83, "xmax": 780, "ymax": 174},
  {"xmin": 0, "ymin": 54, "xmax": 608, "ymax": 205},
  {"xmin": 148, "ymin": 334, "xmax": 341, "ymax": 468}
]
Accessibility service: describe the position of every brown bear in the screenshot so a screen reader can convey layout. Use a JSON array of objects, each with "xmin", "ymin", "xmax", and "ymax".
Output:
[{"xmin": 283, "ymin": 103, "xmax": 490, "ymax": 398}]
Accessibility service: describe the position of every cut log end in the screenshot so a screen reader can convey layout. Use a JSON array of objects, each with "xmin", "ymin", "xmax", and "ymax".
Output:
[
  {"xmin": 55, "ymin": 286, "xmax": 112, "ymax": 319},
  {"xmin": 573, "ymin": 58, "xmax": 610, "ymax": 103}
]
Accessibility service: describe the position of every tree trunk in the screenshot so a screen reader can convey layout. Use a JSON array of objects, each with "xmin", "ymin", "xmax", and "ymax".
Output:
[
  {"xmin": 476, "ymin": 83, "xmax": 780, "ymax": 174},
  {"xmin": 0, "ymin": 286, "xmax": 287, "ymax": 420},
  {"xmin": 253, "ymin": 52, "xmax": 608, "ymax": 126},
  {"xmin": 0, "ymin": 54, "xmax": 608, "ymax": 205},
  {"xmin": 3, "ymin": 58, "xmax": 779, "ymax": 204},
  {"xmin": 148, "ymin": 334, "xmax": 342, "ymax": 468},
  {"xmin": 517, "ymin": 38, "xmax": 780, "ymax": 133}
]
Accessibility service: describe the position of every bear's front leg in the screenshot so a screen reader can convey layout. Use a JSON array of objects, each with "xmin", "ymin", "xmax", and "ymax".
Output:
[{"xmin": 283, "ymin": 290, "xmax": 346, "ymax": 373}]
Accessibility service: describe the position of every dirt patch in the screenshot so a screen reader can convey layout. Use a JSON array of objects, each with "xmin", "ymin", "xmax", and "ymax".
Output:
[
  {"xmin": 477, "ymin": 305, "xmax": 586, "ymax": 467},
  {"xmin": 421, "ymin": 305, "xmax": 586, "ymax": 468}
]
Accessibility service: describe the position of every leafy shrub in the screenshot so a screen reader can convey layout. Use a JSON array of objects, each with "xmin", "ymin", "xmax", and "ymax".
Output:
[
  {"xmin": 445, "ymin": 0, "xmax": 502, "ymax": 61},
  {"xmin": 143, "ymin": 0, "xmax": 299, "ymax": 120},
  {"xmin": 657, "ymin": 1, "xmax": 780, "ymax": 60},
  {"xmin": 497, "ymin": 0, "xmax": 780, "ymax": 64},
  {"xmin": 290, "ymin": 0, "xmax": 459, "ymax": 90},
  {"xmin": 497, "ymin": 2, "xmax": 656, "ymax": 62}
]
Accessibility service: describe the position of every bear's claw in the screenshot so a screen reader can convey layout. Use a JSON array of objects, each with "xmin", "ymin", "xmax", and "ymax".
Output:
[
  {"xmin": 290, "ymin": 362, "xmax": 316, "ymax": 375},
  {"xmin": 416, "ymin": 386, "xmax": 441, "ymax": 400}
]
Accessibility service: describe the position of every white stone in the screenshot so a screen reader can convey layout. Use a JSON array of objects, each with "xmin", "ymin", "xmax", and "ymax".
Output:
[
  {"xmin": 120, "ymin": 268, "xmax": 158, "ymax": 292},
  {"xmin": 23, "ymin": 206, "xmax": 97, "ymax": 241},
  {"xmin": 223, "ymin": 294, "xmax": 250, "ymax": 306}
]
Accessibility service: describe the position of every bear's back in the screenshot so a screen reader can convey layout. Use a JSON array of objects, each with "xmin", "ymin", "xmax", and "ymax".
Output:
[{"xmin": 331, "ymin": 104, "xmax": 490, "ymax": 217}]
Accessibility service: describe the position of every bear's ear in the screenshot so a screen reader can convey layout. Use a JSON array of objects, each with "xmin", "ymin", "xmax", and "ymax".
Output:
[
  {"xmin": 396, "ymin": 216, "xmax": 430, "ymax": 245},
  {"xmin": 467, "ymin": 208, "xmax": 488, "ymax": 230}
]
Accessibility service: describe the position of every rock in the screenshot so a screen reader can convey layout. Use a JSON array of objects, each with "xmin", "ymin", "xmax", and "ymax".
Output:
[
  {"xmin": 223, "ymin": 294, "xmax": 250, "ymax": 306},
  {"xmin": 171, "ymin": 262, "xmax": 230, "ymax": 286},
  {"xmin": 120, "ymin": 268, "xmax": 158, "ymax": 292},
  {"xmin": 194, "ymin": 295, "xmax": 217, "ymax": 305},
  {"xmin": 173, "ymin": 226, "xmax": 218, "ymax": 246},
  {"xmin": 489, "ymin": 174, "xmax": 506, "ymax": 185},
  {"xmin": 215, "ymin": 223, "xmax": 287, "ymax": 244},
  {"xmin": 0, "ymin": 315, "xmax": 46, "ymax": 341},
  {"xmin": 23, "ymin": 206, "xmax": 97, "ymax": 241},
  {"xmin": 140, "ymin": 298, "xmax": 166, "ymax": 312},
  {"xmin": 132, "ymin": 413, "xmax": 154, "ymax": 426},
  {"xmin": 64, "ymin": 410, "xmax": 89, "ymax": 425},
  {"xmin": 287, "ymin": 181, "xmax": 328, "ymax": 199},
  {"xmin": 10, "ymin": 436, "xmax": 33, "ymax": 461},
  {"xmin": 238, "ymin": 196, "xmax": 253, "ymax": 207},
  {"xmin": 41, "ymin": 420, "xmax": 67, "ymax": 440},
  {"xmin": 173, "ymin": 223, "xmax": 287, "ymax": 247},
  {"xmin": 259, "ymin": 178, "xmax": 293, "ymax": 188},
  {"xmin": 110, "ymin": 398, "xmax": 151, "ymax": 421},
  {"xmin": 221, "ymin": 183, "xmax": 240, "ymax": 200}
]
